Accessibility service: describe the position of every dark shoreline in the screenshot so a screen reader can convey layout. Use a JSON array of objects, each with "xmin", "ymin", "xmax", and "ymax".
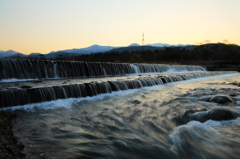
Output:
[
  {"xmin": 204, "ymin": 64, "xmax": 240, "ymax": 72},
  {"xmin": 0, "ymin": 111, "xmax": 26, "ymax": 158}
]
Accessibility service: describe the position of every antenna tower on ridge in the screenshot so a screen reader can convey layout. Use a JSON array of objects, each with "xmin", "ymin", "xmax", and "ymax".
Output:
[
  {"xmin": 142, "ymin": 33, "xmax": 145, "ymax": 46},
  {"xmin": 142, "ymin": 33, "xmax": 145, "ymax": 52}
]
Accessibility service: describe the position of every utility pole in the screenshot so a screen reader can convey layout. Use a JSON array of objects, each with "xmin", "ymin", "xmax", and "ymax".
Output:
[
  {"xmin": 142, "ymin": 33, "xmax": 145, "ymax": 46},
  {"xmin": 142, "ymin": 33, "xmax": 145, "ymax": 52}
]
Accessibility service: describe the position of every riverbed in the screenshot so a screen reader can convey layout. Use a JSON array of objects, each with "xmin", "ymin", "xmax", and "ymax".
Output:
[{"xmin": 11, "ymin": 73, "xmax": 240, "ymax": 159}]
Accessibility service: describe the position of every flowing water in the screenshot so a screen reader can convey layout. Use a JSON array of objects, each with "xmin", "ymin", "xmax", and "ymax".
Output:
[
  {"xmin": 10, "ymin": 73, "xmax": 240, "ymax": 159},
  {"xmin": 0, "ymin": 59, "xmax": 204, "ymax": 80}
]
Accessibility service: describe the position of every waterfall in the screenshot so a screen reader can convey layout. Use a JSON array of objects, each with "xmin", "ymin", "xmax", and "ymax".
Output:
[
  {"xmin": 1, "ymin": 58, "xmax": 228, "ymax": 108},
  {"xmin": 0, "ymin": 71, "xmax": 235, "ymax": 107},
  {"xmin": 131, "ymin": 64, "xmax": 141, "ymax": 74},
  {"xmin": 0, "ymin": 59, "xmax": 205, "ymax": 80}
]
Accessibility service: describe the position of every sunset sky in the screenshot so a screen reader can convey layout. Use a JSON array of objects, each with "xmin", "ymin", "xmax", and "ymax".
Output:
[{"xmin": 0, "ymin": 0, "xmax": 240, "ymax": 54}]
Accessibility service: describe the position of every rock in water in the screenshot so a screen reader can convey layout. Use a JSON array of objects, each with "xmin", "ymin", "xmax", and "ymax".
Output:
[
  {"xmin": 190, "ymin": 108, "xmax": 235, "ymax": 123},
  {"xmin": 172, "ymin": 109, "xmax": 207, "ymax": 126},
  {"xmin": 209, "ymin": 95, "xmax": 234, "ymax": 104},
  {"xmin": 189, "ymin": 111, "xmax": 207, "ymax": 123}
]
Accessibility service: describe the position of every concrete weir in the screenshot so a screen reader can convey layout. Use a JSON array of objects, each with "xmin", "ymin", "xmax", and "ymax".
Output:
[
  {"xmin": 0, "ymin": 59, "xmax": 205, "ymax": 80},
  {"xmin": 0, "ymin": 71, "xmax": 236, "ymax": 108},
  {"xmin": 0, "ymin": 59, "xmax": 236, "ymax": 107}
]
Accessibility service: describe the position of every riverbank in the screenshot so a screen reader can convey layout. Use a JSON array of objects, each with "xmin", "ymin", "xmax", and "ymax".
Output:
[{"xmin": 0, "ymin": 111, "xmax": 26, "ymax": 159}]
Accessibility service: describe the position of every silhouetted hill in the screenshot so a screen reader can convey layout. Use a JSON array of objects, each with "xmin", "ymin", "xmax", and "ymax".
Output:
[
  {"xmin": 0, "ymin": 43, "xmax": 194, "ymax": 59},
  {"xmin": 63, "ymin": 43, "xmax": 240, "ymax": 66},
  {"xmin": 107, "ymin": 45, "xmax": 197, "ymax": 53},
  {"xmin": 107, "ymin": 46, "xmax": 164, "ymax": 53},
  {"xmin": 0, "ymin": 50, "xmax": 25, "ymax": 58},
  {"xmin": 5, "ymin": 43, "xmax": 240, "ymax": 70}
]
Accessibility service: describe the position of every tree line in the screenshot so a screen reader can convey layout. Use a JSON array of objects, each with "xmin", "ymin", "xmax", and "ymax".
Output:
[
  {"xmin": 18, "ymin": 43, "xmax": 240, "ymax": 65},
  {"xmin": 58, "ymin": 43, "xmax": 240, "ymax": 65}
]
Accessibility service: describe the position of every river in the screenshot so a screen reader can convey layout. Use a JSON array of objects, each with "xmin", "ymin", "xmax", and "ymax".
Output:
[{"xmin": 11, "ymin": 73, "xmax": 240, "ymax": 159}]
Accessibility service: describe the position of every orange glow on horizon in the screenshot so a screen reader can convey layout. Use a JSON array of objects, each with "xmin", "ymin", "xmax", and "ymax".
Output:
[{"xmin": 1, "ymin": 0, "xmax": 240, "ymax": 55}]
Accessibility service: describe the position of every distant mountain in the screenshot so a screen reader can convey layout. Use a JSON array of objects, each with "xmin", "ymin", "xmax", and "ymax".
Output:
[
  {"xmin": 0, "ymin": 50, "xmax": 25, "ymax": 58},
  {"xmin": 107, "ymin": 43, "xmax": 194, "ymax": 53},
  {"xmin": 29, "ymin": 53, "xmax": 42, "ymax": 56},
  {"xmin": 44, "ymin": 44, "xmax": 120, "ymax": 58},
  {"xmin": 146, "ymin": 43, "xmax": 171, "ymax": 47},
  {"xmin": 146, "ymin": 43, "xmax": 191, "ymax": 47},
  {"xmin": 128, "ymin": 43, "xmax": 141, "ymax": 47},
  {"xmin": 62, "ymin": 44, "xmax": 118, "ymax": 53},
  {"xmin": 128, "ymin": 43, "xmax": 191, "ymax": 48},
  {"xmin": 0, "ymin": 43, "xmax": 194, "ymax": 59},
  {"xmin": 48, "ymin": 43, "xmax": 191, "ymax": 57},
  {"xmin": 27, "ymin": 53, "xmax": 45, "ymax": 58},
  {"xmin": 107, "ymin": 46, "xmax": 165, "ymax": 53}
]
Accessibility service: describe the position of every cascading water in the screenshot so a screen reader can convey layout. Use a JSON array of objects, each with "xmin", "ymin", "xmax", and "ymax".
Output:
[
  {"xmin": 0, "ymin": 59, "xmax": 205, "ymax": 80},
  {"xmin": 130, "ymin": 64, "xmax": 141, "ymax": 74},
  {"xmin": 0, "ymin": 71, "xmax": 235, "ymax": 107},
  {"xmin": 1, "ymin": 58, "xmax": 240, "ymax": 158},
  {"xmin": 10, "ymin": 73, "xmax": 240, "ymax": 159},
  {"xmin": 0, "ymin": 59, "xmax": 210, "ymax": 107}
]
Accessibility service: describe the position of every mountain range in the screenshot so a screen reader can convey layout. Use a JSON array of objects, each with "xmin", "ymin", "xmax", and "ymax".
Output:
[{"xmin": 0, "ymin": 43, "xmax": 191, "ymax": 59}]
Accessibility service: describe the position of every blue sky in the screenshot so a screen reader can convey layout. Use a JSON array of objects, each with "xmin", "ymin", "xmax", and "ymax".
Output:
[{"xmin": 1, "ymin": 0, "xmax": 239, "ymax": 54}]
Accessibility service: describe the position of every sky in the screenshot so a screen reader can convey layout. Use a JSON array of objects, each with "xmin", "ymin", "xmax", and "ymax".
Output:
[{"xmin": 0, "ymin": 0, "xmax": 240, "ymax": 54}]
